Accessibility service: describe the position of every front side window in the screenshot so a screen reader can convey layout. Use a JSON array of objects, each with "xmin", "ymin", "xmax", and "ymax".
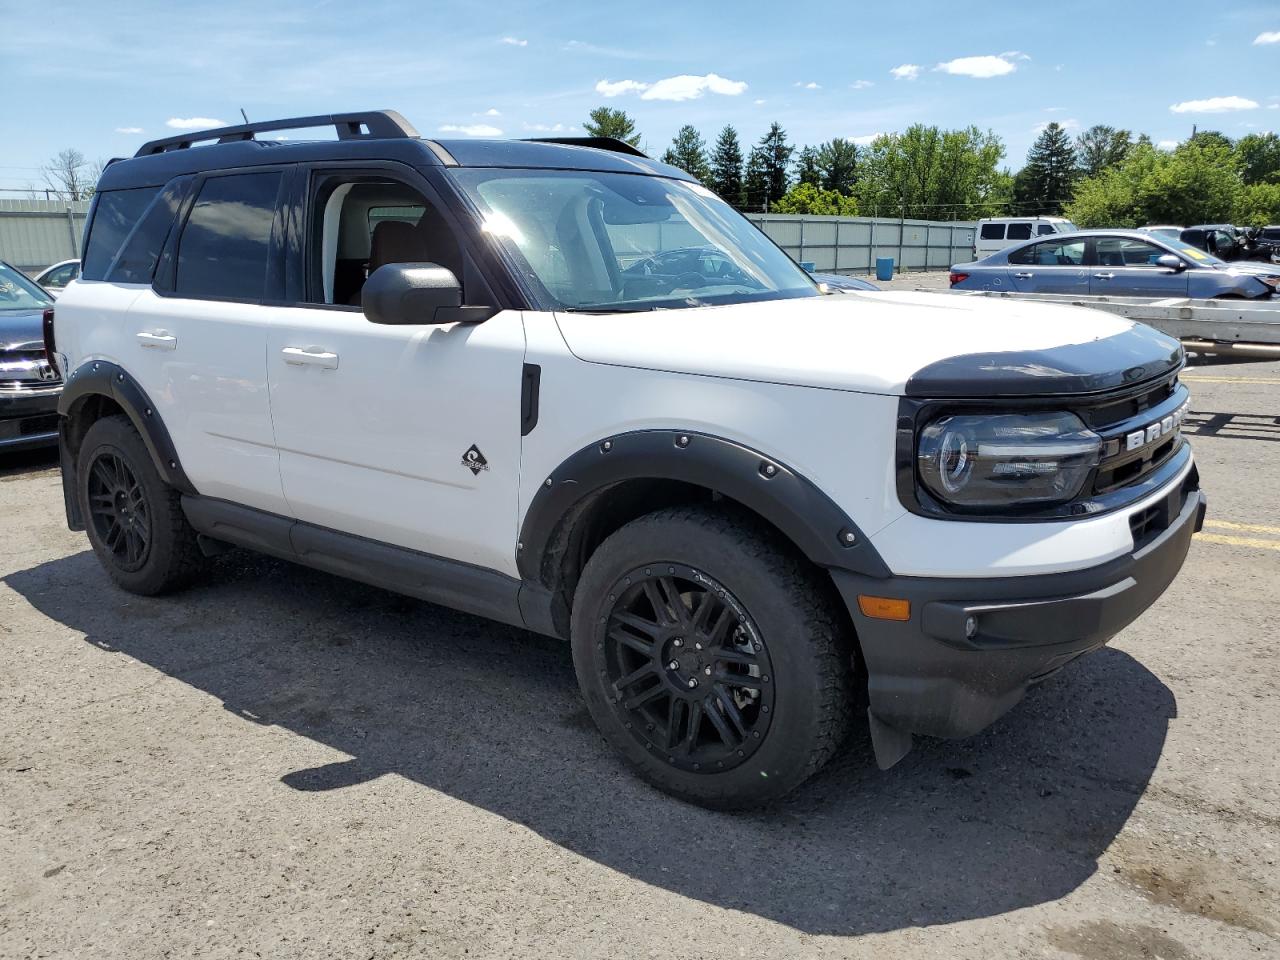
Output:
[
  {"xmin": 40, "ymin": 263, "xmax": 77, "ymax": 288},
  {"xmin": 451, "ymin": 169, "xmax": 817, "ymax": 311},
  {"xmin": 1009, "ymin": 238, "xmax": 1088, "ymax": 266},
  {"xmin": 175, "ymin": 172, "xmax": 281, "ymax": 301},
  {"xmin": 82, "ymin": 187, "xmax": 161, "ymax": 280},
  {"xmin": 1095, "ymin": 237, "xmax": 1168, "ymax": 267},
  {"xmin": 0, "ymin": 262, "xmax": 54, "ymax": 312},
  {"xmin": 1006, "ymin": 222, "xmax": 1033, "ymax": 240},
  {"xmin": 979, "ymin": 223, "xmax": 1005, "ymax": 240}
]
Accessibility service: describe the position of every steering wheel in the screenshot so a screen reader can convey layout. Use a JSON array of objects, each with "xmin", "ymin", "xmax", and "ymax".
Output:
[{"xmin": 670, "ymin": 272, "xmax": 707, "ymax": 290}]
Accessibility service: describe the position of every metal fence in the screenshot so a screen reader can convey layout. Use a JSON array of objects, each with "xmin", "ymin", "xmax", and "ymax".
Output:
[
  {"xmin": 0, "ymin": 200, "xmax": 976, "ymax": 280},
  {"xmin": 746, "ymin": 214, "xmax": 977, "ymax": 274},
  {"xmin": 0, "ymin": 200, "xmax": 92, "ymax": 275}
]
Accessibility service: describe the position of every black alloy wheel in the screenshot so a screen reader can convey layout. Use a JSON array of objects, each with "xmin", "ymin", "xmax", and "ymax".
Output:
[
  {"xmin": 86, "ymin": 450, "xmax": 152, "ymax": 572},
  {"xmin": 599, "ymin": 564, "xmax": 775, "ymax": 773}
]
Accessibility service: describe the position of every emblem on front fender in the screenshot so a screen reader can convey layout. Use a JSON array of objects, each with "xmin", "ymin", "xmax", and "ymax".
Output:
[{"xmin": 461, "ymin": 445, "xmax": 490, "ymax": 475}]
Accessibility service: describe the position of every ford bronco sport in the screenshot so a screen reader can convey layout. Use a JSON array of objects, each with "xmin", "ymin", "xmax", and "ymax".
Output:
[{"xmin": 47, "ymin": 111, "xmax": 1206, "ymax": 808}]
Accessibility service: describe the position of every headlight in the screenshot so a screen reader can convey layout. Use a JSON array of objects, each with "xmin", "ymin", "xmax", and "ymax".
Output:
[{"xmin": 918, "ymin": 411, "xmax": 1102, "ymax": 508}]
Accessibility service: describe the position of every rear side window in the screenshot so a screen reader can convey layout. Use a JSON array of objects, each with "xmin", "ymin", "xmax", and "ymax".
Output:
[
  {"xmin": 82, "ymin": 187, "xmax": 161, "ymax": 280},
  {"xmin": 1036, "ymin": 223, "xmax": 1056, "ymax": 235},
  {"xmin": 1006, "ymin": 222, "xmax": 1033, "ymax": 240},
  {"xmin": 107, "ymin": 178, "xmax": 190, "ymax": 284},
  {"xmin": 175, "ymin": 172, "xmax": 282, "ymax": 301},
  {"xmin": 979, "ymin": 223, "xmax": 1005, "ymax": 240}
]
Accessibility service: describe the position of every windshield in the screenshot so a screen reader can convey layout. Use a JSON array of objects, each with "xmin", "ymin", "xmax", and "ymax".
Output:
[
  {"xmin": 1156, "ymin": 238, "xmax": 1226, "ymax": 265},
  {"xmin": 451, "ymin": 169, "xmax": 820, "ymax": 312},
  {"xmin": 0, "ymin": 262, "xmax": 54, "ymax": 312}
]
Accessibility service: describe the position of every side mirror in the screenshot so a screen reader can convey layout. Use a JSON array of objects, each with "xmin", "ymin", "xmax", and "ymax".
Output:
[
  {"xmin": 1155, "ymin": 254, "xmax": 1185, "ymax": 272},
  {"xmin": 361, "ymin": 262, "xmax": 495, "ymax": 325}
]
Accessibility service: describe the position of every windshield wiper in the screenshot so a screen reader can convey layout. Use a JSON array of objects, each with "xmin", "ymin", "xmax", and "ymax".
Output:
[{"xmin": 558, "ymin": 305, "xmax": 660, "ymax": 314}]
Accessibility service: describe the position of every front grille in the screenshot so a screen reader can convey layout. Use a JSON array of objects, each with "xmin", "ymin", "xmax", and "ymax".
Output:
[
  {"xmin": 0, "ymin": 348, "xmax": 60, "ymax": 388},
  {"xmin": 1128, "ymin": 467, "xmax": 1199, "ymax": 548},
  {"xmin": 1074, "ymin": 372, "xmax": 1188, "ymax": 498}
]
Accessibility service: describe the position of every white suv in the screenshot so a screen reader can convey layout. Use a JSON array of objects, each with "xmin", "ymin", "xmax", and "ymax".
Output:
[{"xmin": 46, "ymin": 112, "xmax": 1205, "ymax": 808}]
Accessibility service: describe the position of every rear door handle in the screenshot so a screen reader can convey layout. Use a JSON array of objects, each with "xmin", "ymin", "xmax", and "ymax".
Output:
[
  {"xmin": 1093, "ymin": 272, "xmax": 1116, "ymax": 280},
  {"xmin": 1013, "ymin": 272, "xmax": 1033, "ymax": 279},
  {"xmin": 281, "ymin": 346, "xmax": 339, "ymax": 369},
  {"xmin": 136, "ymin": 331, "xmax": 177, "ymax": 350}
]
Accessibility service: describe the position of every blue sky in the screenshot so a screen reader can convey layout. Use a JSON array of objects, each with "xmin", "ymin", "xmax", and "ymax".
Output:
[{"xmin": 2, "ymin": 0, "xmax": 1278, "ymax": 194}]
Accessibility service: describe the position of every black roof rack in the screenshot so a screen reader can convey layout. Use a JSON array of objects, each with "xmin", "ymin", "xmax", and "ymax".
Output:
[
  {"xmin": 522, "ymin": 136, "xmax": 648, "ymax": 159},
  {"xmin": 134, "ymin": 110, "xmax": 419, "ymax": 157}
]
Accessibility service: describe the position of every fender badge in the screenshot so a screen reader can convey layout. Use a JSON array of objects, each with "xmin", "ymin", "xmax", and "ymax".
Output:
[{"xmin": 461, "ymin": 445, "xmax": 489, "ymax": 475}]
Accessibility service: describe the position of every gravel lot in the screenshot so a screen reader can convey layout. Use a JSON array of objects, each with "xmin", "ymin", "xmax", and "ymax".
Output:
[{"xmin": 2, "ymin": 358, "xmax": 1277, "ymax": 960}]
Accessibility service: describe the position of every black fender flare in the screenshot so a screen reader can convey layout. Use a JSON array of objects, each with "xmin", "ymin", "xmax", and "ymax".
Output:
[
  {"xmin": 57, "ymin": 359, "xmax": 197, "ymax": 495},
  {"xmin": 516, "ymin": 430, "xmax": 891, "ymax": 583}
]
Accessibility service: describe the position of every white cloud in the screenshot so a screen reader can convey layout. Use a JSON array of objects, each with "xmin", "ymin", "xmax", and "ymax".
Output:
[
  {"xmin": 482, "ymin": 108, "xmax": 501, "ymax": 117},
  {"xmin": 1157, "ymin": 139, "xmax": 1180, "ymax": 150},
  {"xmin": 850, "ymin": 133, "xmax": 884, "ymax": 146},
  {"xmin": 795, "ymin": 81, "xmax": 821, "ymax": 89},
  {"xmin": 115, "ymin": 126, "xmax": 143, "ymax": 134},
  {"xmin": 935, "ymin": 55, "xmax": 1017, "ymax": 78},
  {"xmin": 850, "ymin": 80, "xmax": 874, "ymax": 89},
  {"xmin": 500, "ymin": 36, "xmax": 528, "ymax": 46},
  {"xmin": 1253, "ymin": 31, "xmax": 1280, "ymax": 45},
  {"xmin": 1270, "ymin": 104, "xmax": 1280, "ymax": 110},
  {"xmin": 1033, "ymin": 118, "xmax": 1080, "ymax": 134},
  {"xmin": 1169, "ymin": 95, "xmax": 1259, "ymax": 114},
  {"xmin": 753, "ymin": 98, "xmax": 766, "ymax": 105},
  {"xmin": 597, "ymin": 73, "xmax": 747, "ymax": 101},
  {"xmin": 890, "ymin": 64, "xmax": 920, "ymax": 80},
  {"xmin": 166, "ymin": 117, "xmax": 227, "ymax": 129},
  {"xmin": 1000, "ymin": 50, "xmax": 1032, "ymax": 61},
  {"xmin": 438, "ymin": 123, "xmax": 503, "ymax": 136},
  {"xmin": 642, "ymin": 73, "xmax": 747, "ymax": 101}
]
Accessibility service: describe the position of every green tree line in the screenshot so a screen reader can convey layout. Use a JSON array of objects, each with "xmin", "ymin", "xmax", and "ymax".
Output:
[{"xmin": 585, "ymin": 106, "xmax": 1280, "ymax": 226}]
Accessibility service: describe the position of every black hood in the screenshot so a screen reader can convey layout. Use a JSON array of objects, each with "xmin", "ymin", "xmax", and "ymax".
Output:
[{"xmin": 0, "ymin": 307, "xmax": 46, "ymax": 352}]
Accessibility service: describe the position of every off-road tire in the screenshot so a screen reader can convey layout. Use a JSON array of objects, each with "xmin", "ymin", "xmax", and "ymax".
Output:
[
  {"xmin": 77, "ymin": 414, "xmax": 203, "ymax": 595},
  {"xmin": 570, "ymin": 505, "xmax": 854, "ymax": 809}
]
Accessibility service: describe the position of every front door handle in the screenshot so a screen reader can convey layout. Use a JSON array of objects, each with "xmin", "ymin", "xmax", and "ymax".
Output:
[
  {"xmin": 1012, "ymin": 272, "xmax": 1034, "ymax": 279},
  {"xmin": 136, "ymin": 331, "xmax": 177, "ymax": 350},
  {"xmin": 1093, "ymin": 272, "xmax": 1116, "ymax": 280},
  {"xmin": 281, "ymin": 346, "xmax": 339, "ymax": 369}
]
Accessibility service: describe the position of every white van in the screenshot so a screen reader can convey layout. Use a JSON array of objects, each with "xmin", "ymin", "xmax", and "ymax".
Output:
[{"xmin": 974, "ymin": 216, "xmax": 1077, "ymax": 257}]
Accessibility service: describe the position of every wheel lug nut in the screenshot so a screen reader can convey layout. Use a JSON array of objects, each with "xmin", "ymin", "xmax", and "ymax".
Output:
[
  {"xmin": 704, "ymin": 666, "xmax": 712, "ymax": 676},
  {"xmin": 694, "ymin": 642, "xmax": 702, "ymax": 651},
  {"xmin": 687, "ymin": 678, "xmax": 698, "ymax": 689},
  {"xmin": 669, "ymin": 660, "xmax": 680, "ymax": 671},
  {"xmin": 673, "ymin": 638, "xmax": 683, "ymax": 647}
]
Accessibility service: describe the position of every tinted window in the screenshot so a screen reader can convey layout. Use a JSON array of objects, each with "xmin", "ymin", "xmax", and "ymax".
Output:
[
  {"xmin": 1036, "ymin": 223, "xmax": 1056, "ymax": 235},
  {"xmin": 1095, "ymin": 237, "xmax": 1166, "ymax": 267},
  {"xmin": 107, "ymin": 179, "xmax": 189, "ymax": 284},
  {"xmin": 175, "ymin": 172, "xmax": 281, "ymax": 301},
  {"xmin": 1009, "ymin": 238, "xmax": 1088, "ymax": 266},
  {"xmin": 41, "ymin": 263, "xmax": 77, "ymax": 287},
  {"xmin": 1006, "ymin": 222, "xmax": 1033, "ymax": 240},
  {"xmin": 82, "ymin": 187, "xmax": 161, "ymax": 280},
  {"xmin": 979, "ymin": 223, "xmax": 1004, "ymax": 240}
]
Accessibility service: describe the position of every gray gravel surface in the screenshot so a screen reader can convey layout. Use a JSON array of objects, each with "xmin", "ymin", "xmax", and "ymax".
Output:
[{"xmin": 1, "ymin": 361, "xmax": 1277, "ymax": 960}]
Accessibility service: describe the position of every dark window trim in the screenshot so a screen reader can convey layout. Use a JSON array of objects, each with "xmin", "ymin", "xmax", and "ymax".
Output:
[
  {"xmin": 153, "ymin": 165, "xmax": 289, "ymax": 306},
  {"xmin": 103, "ymin": 175, "xmax": 194, "ymax": 284},
  {"xmin": 81, "ymin": 185, "xmax": 164, "ymax": 281}
]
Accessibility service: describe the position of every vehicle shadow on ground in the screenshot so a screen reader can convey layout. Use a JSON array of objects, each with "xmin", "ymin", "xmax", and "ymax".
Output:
[
  {"xmin": 6, "ymin": 549, "xmax": 1176, "ymax": 936},
  {"xmin": 0, "ymin": 447, "xmax": 58, "ymax": 479}
]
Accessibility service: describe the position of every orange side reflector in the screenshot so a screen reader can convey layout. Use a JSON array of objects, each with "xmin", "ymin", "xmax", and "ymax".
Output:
[{"xmin": 857, "ymin": 595, "xmax": 911, "ymax": 621}]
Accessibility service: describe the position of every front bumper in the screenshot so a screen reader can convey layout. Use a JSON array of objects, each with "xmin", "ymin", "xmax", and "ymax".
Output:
[
  {"xmin": 0, "ymin": 386, "xmax": 60, "ymax": 451},
  {"xmin": 833, "ymin": 474, "xmax": 1205, "ymax": 768}
]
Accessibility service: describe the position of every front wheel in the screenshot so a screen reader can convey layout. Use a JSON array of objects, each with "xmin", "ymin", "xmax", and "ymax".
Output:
[{"xmin": 570, "ymin": 506, "xmax": 854, "ymax": 809}]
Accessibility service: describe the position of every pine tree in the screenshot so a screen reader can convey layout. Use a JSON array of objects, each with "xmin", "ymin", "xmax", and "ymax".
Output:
[
  {"xmin": 743, "ymin": 147, "xmax": 770, "ymax": 211},
  {"xmin": 1015, "ymin": 122, "xmax": 1078, "ymax": 215},
  {"xmin": 796, "ymin": 146, "xmax": 821, "ymax": 186},
  {"xmin": 583, "ymin": 107, "xmax": 641, "ymax": 147},
  {"xmin": 756, "ymin": 122, "xmax": 794, "ymax": 208},
  {"xmin": 816, "ymin": 138, "xmax": 858, "ymax": 194},
  {"xmin": 660, "ymin": 125, "xmax": 710, "ymax": 182},
  {"xmin": 1075, "ymin": 125, "xmax": 1133, "ymax": 178},
  {"xmin": 709, "ymin": 125, "xmax": 744, "ymax": 207}
]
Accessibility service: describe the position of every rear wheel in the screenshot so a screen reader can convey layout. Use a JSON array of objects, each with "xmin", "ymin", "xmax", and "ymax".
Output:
[
  {"xmin": 77, "ymin": 415, "xmax": 202, "ymax": 595},
  {"xmin": 571, "ymin": 506, "xmax": 854, "ymax": 809}
]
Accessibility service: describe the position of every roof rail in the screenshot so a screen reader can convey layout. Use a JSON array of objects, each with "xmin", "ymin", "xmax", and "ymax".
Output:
[
  {"xmin": 134, "ymin": 110, "xmax": 419, "ymax": 157},
  {"xmin": 522, "ymin": 136, "xmax": 648, "ymax": 159}
]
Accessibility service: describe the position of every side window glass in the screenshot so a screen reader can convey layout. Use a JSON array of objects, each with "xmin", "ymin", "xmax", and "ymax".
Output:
[
  {"xmin": 82, "ymin": 187, "xmax": 161, "ymax": 280},
  {"xmin": 43, "ymin": 264, "xmax": 74, "ymax": 287},
  {"xmin": 1096, "ymin": 237, "xmax": 1164, "ymax": 267},
  {"xmin": 306, "ymin": 178, "xmax": 463, "ymax": 306},
  {"xmin": 1009, "ymin": 239, "xmax": 1087, "ymax": 266},
  {"xmin": 1036, "ymin": 223, "xmax": 1056, "ymax": 235},
  {"xmin": 107, "ymin": 179, "xmax": 189, "ymax": 284},
  {"xmin": 175, "ymin": 172, "xmax": 281, "ymax": 301},
  {"xmin": 1006, "ymin": 222, "xmax": 1033, "ymax": 241},
  {"xmin": 979, "ymin": 223, "xmax": 1004, "ymax": 240}
]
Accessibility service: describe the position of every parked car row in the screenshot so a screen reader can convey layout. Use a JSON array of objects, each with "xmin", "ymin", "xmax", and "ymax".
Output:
[
  {"xmin": 0, "ymin": 261, "xmax": 60, "ymax": 452},
  {"xmin": 951, "ymin": 229, "xmax": 1280, "ymax": 300}
]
